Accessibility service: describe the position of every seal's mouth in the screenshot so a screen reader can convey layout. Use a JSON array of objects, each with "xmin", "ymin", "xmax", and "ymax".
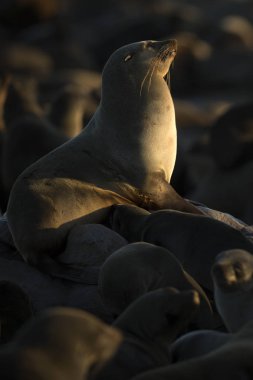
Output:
[
  {"xmin": 162, "ymin": 52, "xmax": 176, "ymax": 88},
  {"xmin": 161, "ymin": 48, "xmax": 177, "ymax": 62},
  {"xmin": 157, "ymin": 39, "xmax": 177, "ymax": 62},
  {"xmin": 157, "ymin": 43, "xmax": 177, "ymax": 87},
  {"xmin": 139, "ymin": 40, "xmax": 177, "ymax": 95}
]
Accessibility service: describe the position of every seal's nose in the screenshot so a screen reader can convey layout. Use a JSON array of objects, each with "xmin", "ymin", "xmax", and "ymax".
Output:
[
  {"xmin": 145, "ymin": 39, "xmax": 177, "ymax": 52},
  {"xmin": 212, "ymin": 262, "xmax": 237, "ymax": 285}
]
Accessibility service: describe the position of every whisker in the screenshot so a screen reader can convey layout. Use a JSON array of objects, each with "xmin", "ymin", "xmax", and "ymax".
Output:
[
  {"xmin": 140, "ymin": 62, "xmax": 153, "ymax": 97},
  {"xmin": 166, "ymin": 71, "xmax": 171, "ymax": 90},
  {"xmin": 147, "ymin": 58, "xmax": 160, "ymax": 93},
  {"xmin": 139, "ymin": 44, "xmax": 175, "ymax": 96}
]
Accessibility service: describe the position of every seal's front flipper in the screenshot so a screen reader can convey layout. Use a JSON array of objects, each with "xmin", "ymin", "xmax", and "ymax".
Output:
[{"xmin": 29, "ymin": 255, "xmax": 100, "ymax": 285}]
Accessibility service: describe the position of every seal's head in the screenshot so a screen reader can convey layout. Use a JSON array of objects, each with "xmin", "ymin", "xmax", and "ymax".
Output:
[
  {"xmin": 101, "ymin": 39, "xmax": 177, "ymax": 101},
  {"xmin": 114, "ymin": 287, "xmax": 200, "ymax": 344},
  {"xmin": 212, "ymin": 249, "xmax": 253, "ymax": 292}
]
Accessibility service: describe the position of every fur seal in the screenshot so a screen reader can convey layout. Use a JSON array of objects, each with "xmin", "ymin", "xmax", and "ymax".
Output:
[
  {"xmin": 0, "ymin": 307, "xmax": 122, "ymax": 380},
  {"xmin": 131, "ymin": 319, "xmax": 253, "ymax": 380},
  {"xmin": 7, "ymin": 39, "xmax": 203, "ymax": 283},
  {"xmin": 170, "ymin": 330, "xmax": 229, "ymax": 363},
  {"xmin": 95, "ymin": 287, "xmax": 200, "ymax": 380},
  {"xmin": 98, "ymin": 242, "xmax": 214, "ymax": 329},
  {"xmin": 212, "ymin": 249, "xmax": 253, "ymax": 332},
  {"xmin": 109, "ymin": 204, "xmax": 253, "ymax": 290}
]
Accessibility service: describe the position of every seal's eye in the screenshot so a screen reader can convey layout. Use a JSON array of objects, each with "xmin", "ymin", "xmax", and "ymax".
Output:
[{"xmin": 124, "ymin": 54, "xmax": 132, "ymax": 62}]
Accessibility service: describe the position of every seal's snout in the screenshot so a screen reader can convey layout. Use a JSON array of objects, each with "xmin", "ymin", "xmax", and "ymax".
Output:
[
  {"xmin": 212, "ymin": 262, "xmax": 237, "ymax": 285},
  {"xmin": 158, "ymin": 40, "xmax": 177, "ymax": 65},
  {"xmin": 145, "ymin": 39, "xmax": 177, "ymax": 53},
  {"xmin": 166, "ymin": 39, "xmax": 177, "ymax": 51},
  {"xmin": 212, "ymin": 249, "xmax": 253, "ymax": 290}
]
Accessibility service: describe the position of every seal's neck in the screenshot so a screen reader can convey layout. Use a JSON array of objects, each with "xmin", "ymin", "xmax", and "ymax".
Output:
[{"xmin": 92, "ymin": 76, "xmax": 177, "ymax": 183}]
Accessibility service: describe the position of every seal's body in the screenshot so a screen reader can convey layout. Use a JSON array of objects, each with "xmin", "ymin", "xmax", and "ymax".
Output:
[{"xmin": 7, "ymin": 39, "xmax": 200, "ymax": 282}]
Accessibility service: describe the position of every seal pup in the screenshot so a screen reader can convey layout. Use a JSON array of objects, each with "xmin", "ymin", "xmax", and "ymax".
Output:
[
  {"xmin": 0, "ymin": 307, "xmax": 122, "ymax": 380},
  {"xmin": 212, "ymin": 249, "xmax": 253, "ymax": 332},
  {"xmin": 95, "ymin": 288, "xmax": 200, "ymax": 380},
  {"xmin": 131, "ymin": 319, "xmax": 253, "ymax": 380},
  {"xmin": 7, "ymin": 39, "xmax": 203, "ymax": 283},
  {"xmin": 98, "ymin": 242, "xmax": 214, "ymax": 329},
  {"xmin": 110, "ymin": 204, "xmax": 253, "ymax": 290}
]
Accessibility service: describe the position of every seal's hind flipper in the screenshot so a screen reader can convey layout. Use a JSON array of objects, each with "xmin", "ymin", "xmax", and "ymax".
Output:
[{"xmin": 31, "ymin": 255, "xmax": 100, "ymax": 285}]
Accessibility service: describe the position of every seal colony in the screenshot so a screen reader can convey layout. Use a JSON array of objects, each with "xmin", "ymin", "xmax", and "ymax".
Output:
[
  {"xmin": 5, "ymin": 37, "xmax": 253, "ymax": 379},
  {"xmin": 7, "ymin": 39, "xmax": 202, "ymax": 282}
]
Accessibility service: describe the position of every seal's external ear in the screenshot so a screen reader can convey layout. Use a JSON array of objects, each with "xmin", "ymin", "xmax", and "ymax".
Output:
[{"xmin": 124, "ymin": 54, "xmax": 132, "ymax": 62}]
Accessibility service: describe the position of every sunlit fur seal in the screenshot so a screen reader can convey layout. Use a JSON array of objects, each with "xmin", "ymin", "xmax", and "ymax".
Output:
[
  {"xmin": 131, "ymin": 319, "xmax": 253, "ymax": 380},
  {"xmin": 212, "ymin": 249, "xmax": 253, "ymax": 332},
  {"xmin": 95, "ymin": 288, "xmax": 200, "ymax": 380},
  {"xmin": 98, "ymin": 242, "xmax": 214, "ymax": 329},
  {"xmin": 7, "ymin": 39, "xmax": 203, "ymax": 283},
  {"xmin": 109, "ymin": 204, "xmax": 253, "ymax": 291},
  {"xmin": 0, "ymin": 307, "xmax": 122, "ymax": 380}
]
